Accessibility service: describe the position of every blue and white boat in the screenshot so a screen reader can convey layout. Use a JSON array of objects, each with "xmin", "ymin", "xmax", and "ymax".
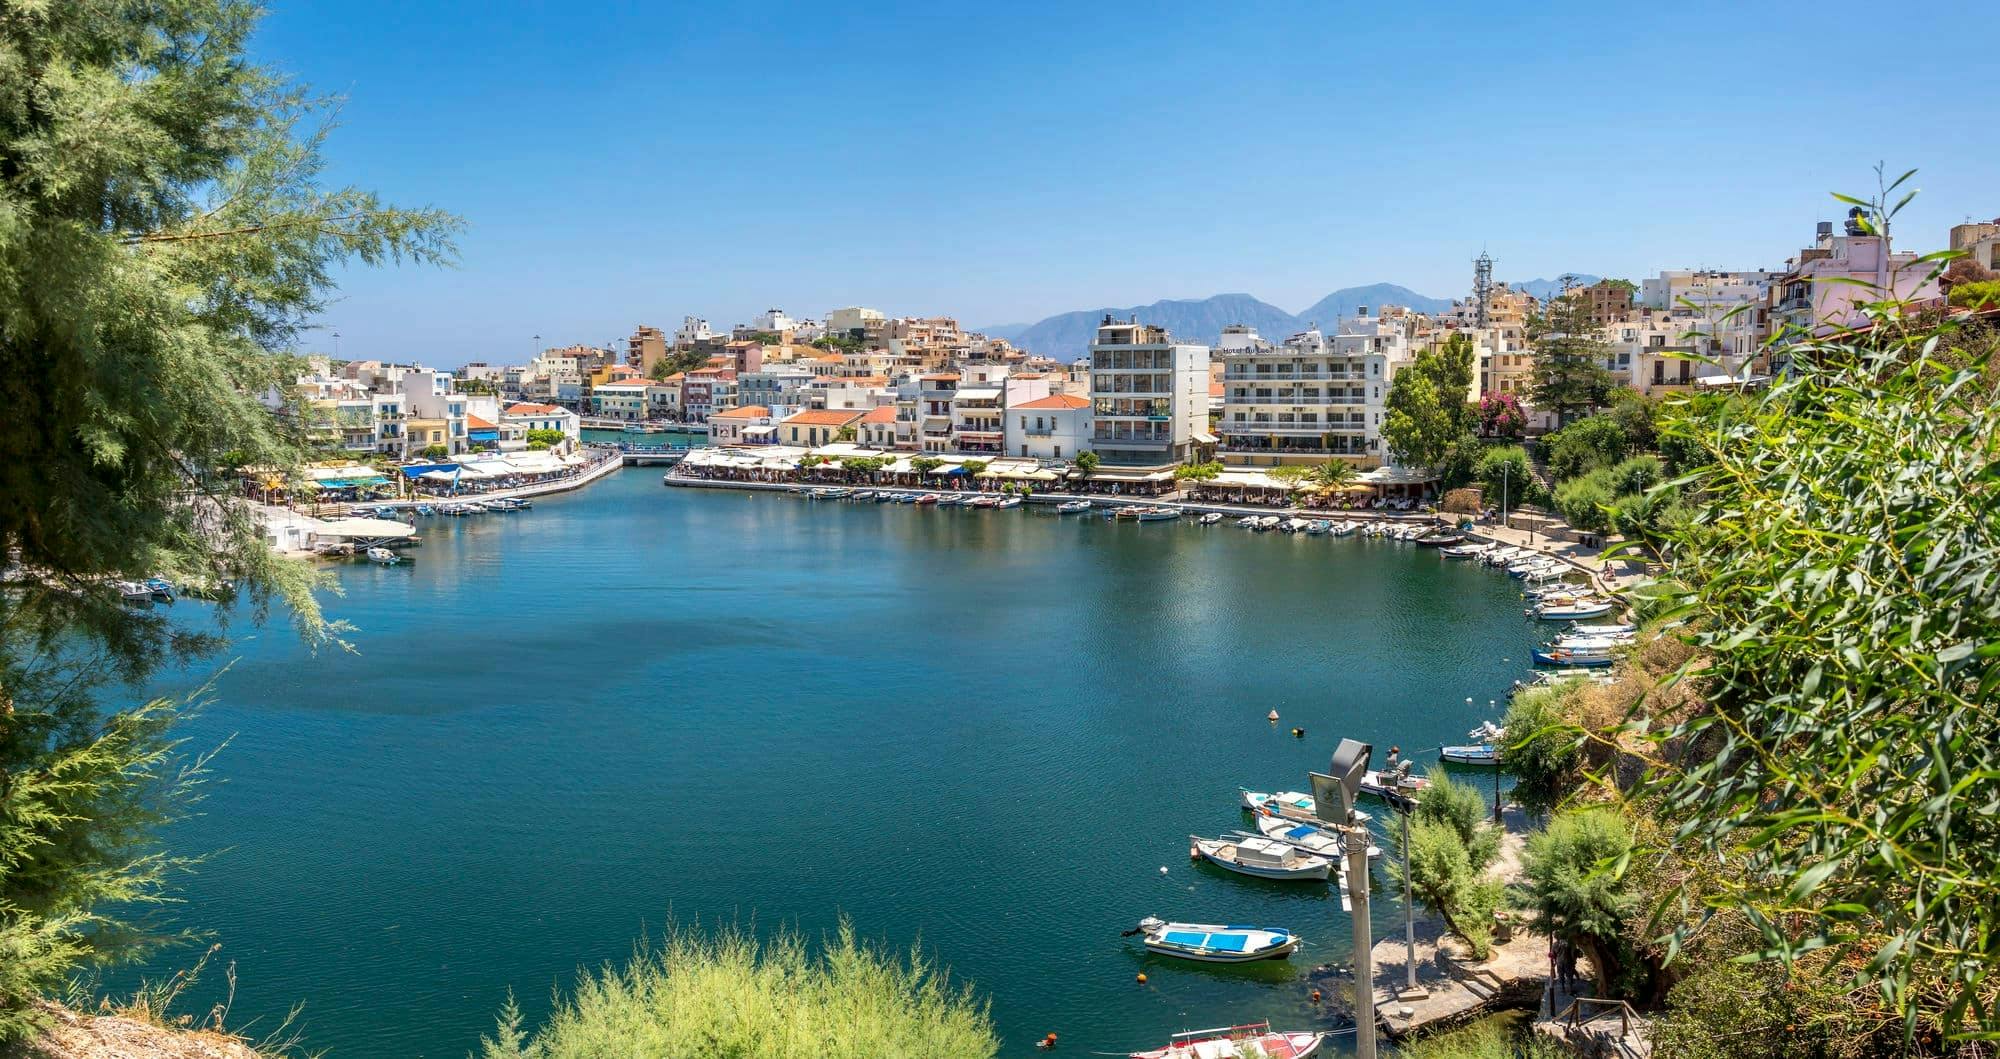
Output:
[
  {"xmin": 1128, "ymin": 917, "xmax": 1301, "ymax": 963},
  {"xmin": 1250, "ymin": 817, "xmax": 1378, "ymax": 860},
  {"xmin": 1439, "ymin": 744, "xmax": 1499, "ymax": 766},
  {"xmin": 1189, "ymin": 834, "xmax": 1332, "ymax": 881},
  {"xmin": 1532, "ymin": 646, "xmax": 1615, "ymax": 668}
]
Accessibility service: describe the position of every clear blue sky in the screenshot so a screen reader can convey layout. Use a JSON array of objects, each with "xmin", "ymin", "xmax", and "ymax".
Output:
[{"xmin": 260, "ymin": 0, "xmax": 1999, "ymax": 365}]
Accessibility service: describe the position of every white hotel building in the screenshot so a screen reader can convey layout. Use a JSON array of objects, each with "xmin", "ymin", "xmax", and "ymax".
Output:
[
  {"xmin": 1215, "ymin": 312, "xmax": 1405, "ymax": 468},
  {"xmin": 1087, "ymin": 317, "xmax": 1211, "ymax": 467}
]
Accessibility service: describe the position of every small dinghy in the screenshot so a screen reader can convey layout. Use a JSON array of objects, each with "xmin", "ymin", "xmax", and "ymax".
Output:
[
  {"xmin": 1235, "ymin": 515, "xmax": 1260, "ymax": 528},
  {"xmin": 1534, "ymin": 599, "xmax": 1616, "ymax": 620},
  {"xmin": 1189, "ymin": 834, "xmax": 1332, "ymax": 881},
  {"xmin": 1439, "ymin": 744, "xmax": 1499, "ymax": 766},
  {"xmin": 365, "ymin": 547, "xmax": 402, "ymax": 566},
  {"xmin": 1251, "ymin": 816, "xmax": 1378, "ymax": 860},
  {"xmin": 1198, "ymin": 512, "xmax": 1223, "ymax": 525},
  {"xmin": 1057, "ymin": 500, "xmax": 1092, "ymax": 514},
  {"xmin": 1129, "ymin": 1022, "xmax": 1328, "ymax": 1059},
  {"xmin": 1533, "ymin": 646, "xmax": 1615, "ymax": 667},
  {"xmin": 1126, "ymin": 917, "xmax": 1300, "ymax": 963}
]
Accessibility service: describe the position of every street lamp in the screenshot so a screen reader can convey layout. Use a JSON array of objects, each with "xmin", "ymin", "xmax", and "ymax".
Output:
[{"xmin": 1313, "ymin": 739, "xmax": 1378, "ymax": 1059}]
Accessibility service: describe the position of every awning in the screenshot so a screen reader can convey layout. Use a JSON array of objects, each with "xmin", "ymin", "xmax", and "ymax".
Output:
[
  {"xmin": 468, "ymin": 429, "xmax": 500, "ymax": 441},
  {"xmin": 956, "ymin": 387, "xmax": 1001, "ymax": 401},
  {"xmin": 744, "ymin": 425, "xmax": 778, "ymax": 437},
  {"xmin": 1192, "ymin": 431, "xmax": 1218, "ymax": 444},
  {"xmin": 317, "ymin": 517, "xmax": 416, "ymax": 538},
  {"xmin": 418, "ymin": 469, "xmax": 459, "ymax": 482}
]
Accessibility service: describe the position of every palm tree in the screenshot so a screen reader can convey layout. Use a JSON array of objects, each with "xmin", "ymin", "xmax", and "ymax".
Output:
[{"xmin": 1308, "ymin": 458, "xmax": 1358, "ymax": 490}]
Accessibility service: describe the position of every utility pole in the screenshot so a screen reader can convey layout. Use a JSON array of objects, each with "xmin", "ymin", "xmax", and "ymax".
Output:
[
  {"xmin": 1399, "ymin": 805, "xmax": 1426, "ymax": 999},
  {"xmin": 1492, "ymin": 699, "xmax": 1504, "ymax": 823}
]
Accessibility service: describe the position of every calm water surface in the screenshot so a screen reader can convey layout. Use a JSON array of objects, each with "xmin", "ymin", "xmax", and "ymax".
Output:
[{"xmin": 128, "ymin": 469, "xmax": 1537, "ymax": 1056}]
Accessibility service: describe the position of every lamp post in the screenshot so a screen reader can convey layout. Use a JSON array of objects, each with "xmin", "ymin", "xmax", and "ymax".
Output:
[
  {"xmin": 1398, "ymin": 803, "xmax": 1426, "ymax": 1000},
  {"xmin": 1316, "ymin": 740, "xmax": 1379, "ymax": 1059},
  {"xmin": 1491, "ymin": 699, "xmax": 1503, "ymax": 824}
]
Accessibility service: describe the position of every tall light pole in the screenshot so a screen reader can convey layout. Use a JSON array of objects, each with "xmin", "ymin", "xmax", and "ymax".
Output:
[
  {"xmin": 1316, "ymin": 740, "xmax": 1378, "ymax": 1059},
  {"xmin": 1399, "ymin": 803, "xmax": 1425, "ymax": 999}
]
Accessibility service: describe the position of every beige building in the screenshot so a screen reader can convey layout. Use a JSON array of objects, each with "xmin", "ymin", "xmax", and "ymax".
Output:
[
  {"xmin": 626, "ymin": 326, "xmax": 668, "ymax": 376},
  {"xmin": 1951, "ymin": 218, "xmax": 2000, "ymax": 273},
  {"xmin": 777, "ymin": 408, "xmax": 865, "ymax": 448}
]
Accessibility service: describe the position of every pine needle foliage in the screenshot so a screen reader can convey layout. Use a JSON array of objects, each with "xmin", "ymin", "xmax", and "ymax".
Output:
[{"xmin": 478, "ymin": 920, "xmax": 998, "ymax": 1059}]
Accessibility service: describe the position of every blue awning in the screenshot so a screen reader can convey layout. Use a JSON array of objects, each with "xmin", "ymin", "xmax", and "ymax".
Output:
[
  {"xmin": 468, "ymin": 429, "xmax": 500, "ymax": 441},
  {"xmin": 401, "ymin": 463, "xmax": 461, "ymax": 478}
]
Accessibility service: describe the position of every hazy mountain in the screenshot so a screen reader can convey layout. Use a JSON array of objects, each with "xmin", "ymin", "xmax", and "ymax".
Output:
[
  {"xmin": 1508, "ymin": 275, "xmax": 1602, "ymax": 300},
  {"xmin": 1000, "ymin": 293, "xmax": 1300, "ymax": 358},
  {"xmin": 1294, "ymin": 283, "xmax": 1453, "ymax": 327},
  {"xmin": 986, "ymin": 284, "xmax": 1456, "ymax": 357}
]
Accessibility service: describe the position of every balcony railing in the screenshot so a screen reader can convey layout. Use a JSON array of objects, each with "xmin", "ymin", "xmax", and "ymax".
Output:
[{"xmin": 1224, "ymin": 395, "xmax": 1368, "ymax": 406}]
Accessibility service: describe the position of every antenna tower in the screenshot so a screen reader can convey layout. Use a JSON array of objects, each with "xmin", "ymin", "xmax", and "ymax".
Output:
[{"xmin": 1473, "ymin": 252, "xmax": 1494, "ymax": 328}]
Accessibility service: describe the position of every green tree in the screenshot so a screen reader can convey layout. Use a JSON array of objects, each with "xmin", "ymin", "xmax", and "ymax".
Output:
[
  {"xmin": 1522, "ymin": 809, "xmax": 1640, "ymax": 997},
  {"xmin": 834, "ymin": 424, "xmax": 858, "ymax": 442},
  {"xmin": 1384, "ymin": 336, "xmax": 1478, "ymax": 469},
  {"xmin": 480, "ymin": 921, "xmax": 997, "ymax": 1059},
  {"xmin": 1172, "ymin": 460, "xmax": 1222, "ymax": 481},
  {"xmin": 420, "ymin": 444, "xmax": 450, "ymax": 460},
  {"xmin": 1545, "ymin": 415, "xmax": 1628, "ymax": 480},
  {"xmin": 959, "ymin": 459, "xmax": 989, "ymax": 477},
  {"xmin": 909, "ymin": 456, "xmax": 943, "ymax": 474},
  {"xmin": 525, "ymin": 428, "xmax": 566, "ymax": 447},
  {"xmin": 1473, "ymin": 445, "xmax": 1531, "ymax": 510},
  {"xmin": 1529, "ymin": 286, "xmax": 1616, "ymax": 425},
  {"xmin": 1500, "ymin": 680, "xmax": 1586, "ymax": 818},
  {"xmin": 1551, "ymin": 471, "xmax": 1614, "ymax": 534},
  {"xmin": 1307, "ymin": 458, "xmax": 1358, "ymax": 490},
  {"xmin": 1400, "ymin": 816, "xmax": 1503, "ymax": 960},
  {"xmin": 1071, "ymin": 451, "xmax": 1099, "ymax": 476},
  {"xmin": 0, "ymin": 0, "xmax": 457, "ymax": 1037}
]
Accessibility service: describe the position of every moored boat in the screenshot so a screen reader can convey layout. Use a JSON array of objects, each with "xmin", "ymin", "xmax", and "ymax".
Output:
[
  {"xmin": 1534, "ymin": 600, "xmax": 1616, "ymax": 620},
  {"xmin": 1198, "ymin": 512, "xmax": 1223, "ymax": 525},
  {"xmin": 1189, "ymin": 834, "xmax": 1332, "ymax": 881},
  {"xmin": 1439, "ymin": 743, "xmax": 1499, "ymax": 766},
  {"xmin": 1235, "ymin": 515, "xmax": 1260, "ymax": 528},
  {"xmin": 1416, "ymin": 531, "xmax": 1466, "ymax": 547},
  {"xmin": 1129, "ymin": 1022, "xmax": 1327, "ymax": 1059},
  {"xmin": 1239, "ymin": 788, "xmax": 1370, "ymax": 824},
  {"xmin": 995, "ymin": 496, "xmax": 1022, "ymax": 509},
  {"xmin": 1360, "ymin": 765, "xmax": 1431, "ymax": 802},
  {"xmin": 1127, "ymin": 917, "xmax": 1301, "ymax": 963},
  {"xmin": 1136, "ymin": 507, "xmax": 1179, "ymax": 521},
  {"xmin": 365, "ymin": 547, "xmax": 402, "ymax": 565},
  {"xmin": 1250, "ymin": 817, "xmax": 1378, "ymax": 860},
  {"xmin": 1533, "ymin": 646, "xmax": 1615, "ymax": 667},
  {"xmin": 1254, "ymin": 516, "xmax": 1281, "ymax": 530},
  {"xmin": 1057, "ymin": 500, "xmax": 1093, "ymax": 514}
]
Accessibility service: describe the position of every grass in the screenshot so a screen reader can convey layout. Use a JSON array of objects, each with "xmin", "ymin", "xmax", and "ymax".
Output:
[
  {"xmin": 479, "ymin": 919, "xmax": 997, "ymax": 1059},
  {"xmin": 1394, "ymin": 1012, "xmax": 1570, "ymax": 1058}
]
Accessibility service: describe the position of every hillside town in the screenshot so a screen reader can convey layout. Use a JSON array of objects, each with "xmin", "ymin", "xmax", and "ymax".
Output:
[{"xmin": 277, "ymin": 213, "xmax": 1998, "ymax": 502}]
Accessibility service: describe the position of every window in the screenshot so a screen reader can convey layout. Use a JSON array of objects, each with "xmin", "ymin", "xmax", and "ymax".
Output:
[{"xmin": 1054, "ymin": 445, "xmax": 1062, "ymax": 458}]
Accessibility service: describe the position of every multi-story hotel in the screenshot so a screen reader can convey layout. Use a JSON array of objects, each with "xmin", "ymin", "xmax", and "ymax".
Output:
[
  {"xmin": 1087, "ymin": 316, "xmax": 1211, "ymax": 467},
  {"xmin": 1216, "ymin": 313, "xmax": 1401, "ymax": 468}
]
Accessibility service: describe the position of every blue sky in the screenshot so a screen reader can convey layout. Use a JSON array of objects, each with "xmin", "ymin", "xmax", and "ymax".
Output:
[{"xmin": 261, "ymin": 0, "xmax": 1999, "ymax": 365}]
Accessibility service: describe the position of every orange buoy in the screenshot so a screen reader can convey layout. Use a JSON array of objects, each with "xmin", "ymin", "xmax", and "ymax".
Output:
[
  {"xmin": 1310, "ymin": 988, "xmax": 1323, "ymax": 1003},
  {"xmin": 1136, "ymin": 973, "xmax": 1148, "ymax": 984}
]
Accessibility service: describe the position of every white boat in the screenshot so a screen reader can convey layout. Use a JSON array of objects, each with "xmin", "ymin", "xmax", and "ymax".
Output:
[
  {"xmin": 1128, "ymin": 917, "xmax": 1300, "ymax": 963},
  {"xmin": 365, "ymin": 547, "xmax": 402, "ymax": 566},
  {"xmin": 1535, "ymin": 600, "xmax": 1616, "ymax": 620},
  {"xmin": 1551, "ymin": 633, "xmax": 1632, "ymax": 651},
  {"xmin": 1254, "ymin": 516, "xmax": 1281, "ymax": 530},
  {"xmin": 1329, "ymin": 520, "xmax": 1356, "ymax": 536},
  {"xmin": 1198, "ymin": 512, "xmax": 1223, "ymax": 525},
  {"xmin": 1136, "ymin": 506, "xmax": 1179, "ymax": 521},
  {"xmin": 1058, "ymin": 500, "xmax": 1092, "ymax": 514},
  {"xmin": 1129, "ymin": 1022, "xmax": 1328, "ymax": 1059},
  {"xmin": 995, "ymin": 496, "xmax": 1022, "ymax": 509},
  {"xmin": 112, "ymin": 580, "xmax": 156, "ymax": 606},
  {"xmin": 1189, "ymin": 834, "xmax": 1332, "ymax": 881},
  {"xmin": 1360, "ymin": 766, "xmax": 1431, "ymax": 802},
  {"xmin": 1439, "ymin": 743, "xmax": 1499, "ymax": 766},
  {"xmin": 1439, "ymin": 542, "xmax": 1488, "ymax": 558},
  {"xmin": 1572, "ymin": 622, "xmax": 1636, "ymax": 637},
  {"xmin": 1235, "ymin": 515, "xmax": 1259, "ymax": 528},
  {"xmin": 1238, "ymin": 788, "xmax": 1314, "ymax": 820},
  {"xmin": 1304, "ymin": 520, "xmax": 1330, "ymax": 535},
  {"xmin": 1250, "ymin": 817, "xmax": 1378, "ymax": 860}
]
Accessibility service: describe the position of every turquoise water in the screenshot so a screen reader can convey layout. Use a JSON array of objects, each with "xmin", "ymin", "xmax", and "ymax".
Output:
[{"xmin": 128, "ymin": 469, "xmax": 1536, "ymax": 1056}]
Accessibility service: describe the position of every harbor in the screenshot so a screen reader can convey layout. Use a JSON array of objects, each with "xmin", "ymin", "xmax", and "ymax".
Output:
[{"xmin": 123, "ymin": 466, "xmax": 1568, "ymax": 1057}]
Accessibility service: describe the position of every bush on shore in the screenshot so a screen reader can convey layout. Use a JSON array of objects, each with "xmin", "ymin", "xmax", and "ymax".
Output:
[{"xmin": 478, "ymin": 921, "xmax": 997, "ymax": 1059}]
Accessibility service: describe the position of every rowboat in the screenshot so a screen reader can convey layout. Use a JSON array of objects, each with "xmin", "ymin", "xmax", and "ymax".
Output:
[
  {"xmin": 1129, "ymin": 1022, "xmax": 1328, "ymax": 1059},
  {"xmin": 1250, "ymin": 816, "xmax": 1378, "ymax": 860},
  {"xmin": 1128, "ymin": 917, "xmax": 1300, "ymax": 963},
  {"xmin": 1189, "ymin": 834, "xmax": 1332, "ymax": 881},
  {"xmin": 1058, "ymin": 500, "xmax": 1092, "ymax": 514}
]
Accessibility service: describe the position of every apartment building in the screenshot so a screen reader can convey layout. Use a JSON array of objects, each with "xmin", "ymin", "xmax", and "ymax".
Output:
[
  {"xmin": 1087, "ymin": 316, "xmax": 1211, "ymax": 467},
  {"xmin": 627, "ymin": 326, "xmax": 668, "ymax": 375},
  {"xmin": 1951, "ymin": 218, "xmax": 2000, "ymax": 273},
  {"xmin": 1771, "ymin": 215, "xmax": 1938, "ymax": 340},
  {"xmin": 1216, "ymin": 315, "xmax": 1396, "ymax": 468},
  {"xmin": 1004, "ymin": 393, "xmax": 1091, "ymax": 461},
  {"xmin": 737, "ymin": 368, "xmax": 819, "ymax": 419}
]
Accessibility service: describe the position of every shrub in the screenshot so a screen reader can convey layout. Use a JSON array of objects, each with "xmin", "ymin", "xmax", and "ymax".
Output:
[
  {"xmin": 1441, "ymin": 487, "xmax": 1482, "ymax": 515},
  {"xmin": 1522, "ymin": 809, "xmax": 1640, "ymax": 997},
  {"xmin": 1501, "ymin": 680, "xmax": 1586, "ymax": 818},
  {"xmin": 1415, "ymin": 773, "xmax": 1498, "ymax": 871},
  {"xmin": 1947, "ymin": 278, "xmax": 2000, "ymax": 309},
  {"xmin": 1606, "ymin": 455, "xmax": 1663, "ymax": 496},
  {"xmin": 1552, "ymin": 473, "xmax": 1614, "ymax": 534},
  {"xmin": 480, "ymin": 921, "xmax": 997, "ymax": 1059},
  {"xmin": 1401, "ymin": 818, "xmax": 1502, "ymax": 960},
  {"xmin": 1473, "ymin": 445, "xmax": 1532, "ymax": 510},
  {"xmin": 1546, "ymin": 416, "xmax": 1628, "ymax": 480}
]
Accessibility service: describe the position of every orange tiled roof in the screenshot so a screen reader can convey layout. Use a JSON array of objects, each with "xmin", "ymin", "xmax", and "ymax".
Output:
[
  {"xmin": 1013, "ymin": 393, "xmax": 1091, "ymax": 411},
  {"xmin": 860, "ymin": 405, "xmax": 898, "ymax": 423},
  {"xmin": 780, "ymin": 408, "xmax": 867, "ymax": 427},
  {"xmin": 465, "ymin": 414, "xmax": 497, "ymax": 429},
  {"xmin": 504, "ymin": 403, "xmax": 561, "ymax": 415},
  {"xmin": 712, "ymin": 405, "xmax": 772, "ymax": 420}
]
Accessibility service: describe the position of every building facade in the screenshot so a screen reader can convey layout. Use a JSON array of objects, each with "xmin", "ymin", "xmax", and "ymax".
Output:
[{"xmin": 1087, "ymin": 317, "xmax": 1211, "ymax": 467}]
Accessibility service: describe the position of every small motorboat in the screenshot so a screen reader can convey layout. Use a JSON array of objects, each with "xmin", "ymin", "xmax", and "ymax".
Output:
[
  {"xmin": 1136, "ymin": 507, "xmax": 1179, "ymax": 521},
  {"xmin": 1535, "ymin": 600, "xmax": 1616, "ymax": 620},
  {"xmin": 1189, "ymin": 834, "xmax": 1332, "ymax": 881},
  {"xmin": 1439, "ymin": 542, "xmax": 1488, "ymax": 558},
  {"xmin": 914, "ymin": 493, "xmax": 939, "ymax": 505},
  {"xmin": 142, "ymin": 577, "xmax": 177, "ymax": 603},
  {"xmin": 1305, "ymin": 520, "xmax": 1330, "ymax": 535},
  {"xmin": 1254, "ymin": 516, "xmax": 1281, "ymax": 530},
  {"xmin": 414, "ymin": 504, "xmax": 436, "ymax": 516},
  {"xmin": 1329, "ymin": 520, "xmax": 1356, "ymax": 536},
  {"xmin": 1416, "ymin": 531, "xmax": 1466, "ymax": 547},
  {"xmin": 1127, "ymin": 917, "xmax": 1300, "ymax": 963},
  {"xmin": 1235, "ymin": 515, "xmax": 1260, "ymax": 528},
  {"xmin": 1250, "ymin": 817, "xmax": 1378, "ymax": 860},
  {"xmin": 112, "ymin": 580, "xmax": 155, "ymax": 606},
  {"xmin": 1360, "ymin": 765, "xmax": 1431, "ymax": 802},
  {"xmin": 970, "ymin": 495, "xmax": 999, "ymax": 508},
  {"xmin": 1238, "ymin": 789, "xmax": 1371, "ymax": 825},
  {"xmin": 1440, "ymin": 743, "xmax": 1499, "ymax": 766},
  {"xmin": 851, "ymin": 490, "xmax": 876, "ymax": 501},
  {"xmin": 995, "ymin": 496, "xmax": 1022, "ymax": 509},
  {"xmin": 1198, "ymin": 512, "xmax": 1223, "ymax": 525},
  {"xmin": 1129, "ymin": 1022, "xmax": 1328, "ymax": 1059},
  {"xmin": 365, "ymin": 547, "xmax": 402, "ymax": 565},
  {"xmin": 1058, "ymin": 500, "xmax": 1093, "ymax": 514},
  {"xmin": 1533, "ymin": 647, "xmax": 1615, "ymax": 668},
  {"xmin": 1572, "ymin": 622, "xmax": 1636, "ymax": 637}
]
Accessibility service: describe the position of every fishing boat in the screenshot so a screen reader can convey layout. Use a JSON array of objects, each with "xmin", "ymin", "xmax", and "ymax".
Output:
[
  {"xmin": 1416, "ymin": 531, "xmax": 1466, "ymax": 547},
  {"xmin": 1329, "ymin": 520, "xmax": 1357, "ymax": 536},
  {"xmin": 1439, "ymin": 744, "xmax": 1499, "ymax": 766},
  {"xmin": 1572, "ymin": 622, "xmax": 1635, "ymax": 637},
  {"xmin": 914, "ymin": 493, "xmax": 939, "ymax": 505},
  {"xmin": 1136, "ymin": 507, "xmax": 1179, "ymax": 521},
  {"xmin": 1126, "ymin": 917, "xmax": 1301, "ymax": 963},
  {"xmin": 1189, "ymin": 834, "xmax": 1332, "ymax": 881},
  {"xmin": 1533, "ymin": 646, "xmax": 1615, "ymax": 668},
  {"xmin": 1250, "ymin": 817, "xmax": 1378, "ymax": 860},
  {"xmin": 1128, "ymin": 1023, "xmax": 1328, "ymax": 1059},
  {"xmin": 141, "ymin": 577, "xmax": 177, "ymax": 603},
  {"xmin": 1239, "ymin": 788, "xmax": 1371, "ymax": 825},
  {"xmin": 365, "ymin": 547, "xmax": 402, "ymax": 565},
  {"xmin": 1534, "ymin": 600, "xmax": 1616, "ymax": 620},
  {"xmin": 1305, "ymin": 520, "xmax": 1330, "ymax": 535},
  {"xmin": 1198, "ymin": 512, "xmax": 1223, "ymax": 525},
  {"xmin": 970, "ymin": 495, "xmax": 998, "ymax": 508},
  {"xmin": 1360, "ymin": 766, "xmax": 1431, "ymax": 802},
  {"xmin": 1058, "ymin": 500, "xmax": 1093, "ymax": 514}
]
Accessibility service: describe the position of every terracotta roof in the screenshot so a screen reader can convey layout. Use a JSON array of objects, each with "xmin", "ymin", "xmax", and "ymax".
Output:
[
  {"xmin": 596, "ymin": 379, "xmax": 650, "ymax": 390},
  {"xmin": 860, "ymin": 405, "xmax": 898, "ymax": 424},
  {"xmin": 823, "ymin": 375, "xmax": 889, "ymax": 386},
  {"xmin": 1012, "ymin": 393, "xmax": 1090, "ymax": 411},
  {"xmin": 920, "ymin": 373, "xmax": 961, "ymax": 381},
  {"xmin": 712, "ymin": 405, "xmax": 772, "ymax": 420},
  {"xmin": 660, "ymin": 372, "xmax": 686, "ymax": 382},
  {"xmin": 465, "ymin": 414, "xmax": 497, "ymax": 430},
  {"xmin": 1210, "ymin": 382, "xmax": 1225, "ymax": 396},
  {"xmin": 504, "ymin": 403, "xmax": 562, "ymax": 415},
  {"xmin": 780, "ymin": 408, "xmax": 867, "ymax": 427}
]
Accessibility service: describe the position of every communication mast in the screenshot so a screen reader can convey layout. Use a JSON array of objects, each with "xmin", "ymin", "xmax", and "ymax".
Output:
[{"xmin": 1473, "ymin": 252, "xmax": 1494, "ymax": 328}]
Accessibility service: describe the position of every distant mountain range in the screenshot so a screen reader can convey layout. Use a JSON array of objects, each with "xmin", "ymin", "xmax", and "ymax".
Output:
[
  {"xmin": 1509, "ymin": 276, "xmax": 1603, "ymax": 300},
  {"xmin": 981, "ymin": 277, "xmax": 1602, "ymax": 356},
  {"xmin": 982, "ymin": 284, "xmax": 1454, "ymax": 358}
]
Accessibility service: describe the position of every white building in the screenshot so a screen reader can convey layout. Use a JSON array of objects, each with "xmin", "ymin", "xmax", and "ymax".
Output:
[
  {"xmin": 1087, "ymin": 316, "xmax": 1211, "ymax": 467},
  {"xmin": 1005, "ymin": 393, "xmax": 1091, "ymax": 461},
  {"xmin": 825, "ymin": 306, "xmax": 885, "ymax": 338},
  {"xmin": 501, "ymin": 403, "xmax": 581, "ymax": 445},
  {"xmin": 674, "ymin": 315, "xmax": 716, "ymax": 347},
  {"xmin": 750, "ymin": 308, "xmax": 796, "ymax": 332},
  {"xmin": 1216, "ymin": 315, "xmax": 1398, "ymax": 467}
]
